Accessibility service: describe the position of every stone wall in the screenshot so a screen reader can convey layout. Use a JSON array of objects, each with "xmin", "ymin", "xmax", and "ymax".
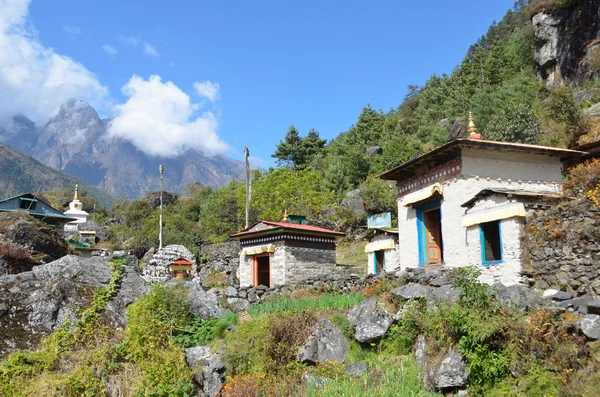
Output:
[
  {"xmin": 199, "ymin": 241, "xmax": 240, "ymax": 286},
  {"xmin": 283, "ymin": 247, "xmax": 337, "ymax": 285},
  {"xmin": 524, "ymin": 198, "xmax": 600, "ymax": 296}
]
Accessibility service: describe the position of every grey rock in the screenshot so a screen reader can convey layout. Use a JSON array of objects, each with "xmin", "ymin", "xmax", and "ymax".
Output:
[
  {"xmin": 298, "ymin": 319, "xmax": 348, "ymax": 364},
  {"xmin": 347, "ymin": 297, "xmax": 394, "ymax": 343},
  {"xmin": 112, "ymin": 250, "xmax": 126, "ymax": 258},
  {"xmin": 341, "ymin": 188, "xmax": 365, "ymax": 217},
  {"xmin": 580, "ymin": 314, "xmax": 600, "ymax": 340},
  {"xmin": 0, "ymin": 255, "xmax": 146, "ymax": 359},
  {"xmin": 428, "ymin": 284, "xmax": 460, "ymax": 304},
  {"xmin": 415, "ymin": 335, "xmax": 468, "ymax": 391},
  {"xmin": 226, "ymin": 297, "xmax": 249, "ymax": 312},
  {"xmin": 492, "ymin": 284, "xmax": 543, "ymax": 310},
  {"xmin": 302, "ymin": 374, "xmax": 329, "ymax": 389},
  {"xmin": 224, "ymin": 286, "xmax": 237, "ymax": 297},
  {"xmin": 391, "ymin": 283, "xmax": 429, "ymax": 300},
  {"xmin": 184, "ymin": 346, "xmax": 225, "ymax": 397},
  {"xmin": 429, "ymin": 276, "xmax": 449, "ymax": 287},
  {"xmin": 584, "ymin": 102, "xmax": 600, "ymax": 118},
  {"xmin": 447, "ymin": 117, "xmax": 467, "ymax": 141},
  {"xmin": 587, "ymin": 300, "xmax": 600, "ymax": 315},
  {"xmin": 366, "ymin": 146, "xmax": 383, "ymax": 156},
  {"xmin": 550, "ymin": 291, "xmax": 573, "ymax": 301},
  {"xmin": 141, "ymin": 244, "xmax": 197, "ymax": 282},
  {"xmin": 559, "ymin": 297, "xmax": 592, "ymax": 314},
  {"xmin": 344, "ymin": 362, "xmax": 367, "ymax": 376},
  {"xmin": 439, "ymin": 118, "xmax": 451, "ymax": 128},
  {"xmin": 188, "ymin": 283, "xmax": 223, "ymax": 319},
  {"xmin": 247, "ymin": 292, "xmax": 258, "ymax": 303}
]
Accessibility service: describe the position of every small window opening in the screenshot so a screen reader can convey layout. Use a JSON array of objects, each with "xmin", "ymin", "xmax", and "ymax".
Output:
[
  {"xmin": 481, "ymin": 221, "xmax": 502, "ymax": 264},
  {"xmin": 19, "ymin": 198, "xmax": 36, "ymax": 210}
]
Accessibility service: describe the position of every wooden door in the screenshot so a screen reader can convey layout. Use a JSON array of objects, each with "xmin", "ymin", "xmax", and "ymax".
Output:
[
  {"xmin": 424, "ymin": 209, "xmax": 442, "ymax": 264},
  {"xmin": 253, "ymin": 254, "xmax": 271, "ymax": 287}
]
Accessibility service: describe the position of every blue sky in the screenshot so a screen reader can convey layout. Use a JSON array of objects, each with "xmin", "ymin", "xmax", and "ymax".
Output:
[{"xmin": 6, "ymin": 0, "xmax": 516, "ymax": 166}]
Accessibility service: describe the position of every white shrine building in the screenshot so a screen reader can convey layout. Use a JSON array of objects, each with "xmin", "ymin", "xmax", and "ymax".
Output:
[
  {"xmin": 379, "ymin": 119, "xmax": 586, "ymax": 285},
  {"xmin": 63, "ymin": 184, "xmax": 89, "ymax": 232}
]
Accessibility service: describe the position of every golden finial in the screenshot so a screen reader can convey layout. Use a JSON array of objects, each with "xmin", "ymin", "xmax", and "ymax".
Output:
[
  {"xmin": 74, "ymin": 184, "xmax": 79, "ymax": 201},
  {"xmin": 282, "ymin": 209, "xmax": 289, "ymax": 223},
  {"xmin": 468, "ymin": 112, "xmax": 481, "ymax": 140}
]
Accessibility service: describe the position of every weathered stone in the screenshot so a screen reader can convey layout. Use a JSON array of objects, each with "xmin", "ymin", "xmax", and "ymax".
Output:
[
  {"xmin": 184, "ymin": 346, "xmax": 225, "ymax": 397},
  {"xmin": 429, "ymin": 276, "xmax": 450, "ymax": 287},
  {"xmin": 427, "ymin": 284, "xmax": 460, "ymax": 304},
  {"xmin": 439, "ymin": 118, "xmax": 451, "ymax": 128},
  {"xmin": 492, "ymin": 284, "xmax": 543, "ymax": 310},
  {"xmin": 587, "ymin": 300, "xmax": 600, "ymax": 315},
  {"xmin": 559, "ymin": 297, "xmax": 592, "ymax": 314},
  {"xmin": 112, "ymin": 250, "xmax": 126, "ymax": 258},
  {"xmin": 298, "ymin": 319, "xmax": 348, "ymax": 364},
  {"xmin": 344, "ymin": 362, "xmax": 367, "ymax": 376},
  {"xmin": 0, "ymin": 255, "xmax": 146, "ymax": 358},
  {"xmin": 580, "ymin": 314, "xmax": 600, "ymax": 340},
  {"xmin": 415, "ymin": 335, "xmax": 469, "ymax": 391},
  {"xmin": 226, "ymin": 297, "xmax": 249, "ymax": 312},
  {"xmin": 302, "ymin": 374, "xmax": 329, "ymax": 389},
  {"xmin": 224, "ymin": 286, "xmax": 237, "ymax": 297},
  {"xmin": 188, "ymin": 282, "xmax": 223, "ymax": 319},
  {"xmin": 341, "ymin": 188, "xmax": 365, "ymax": 217},
  {"xmin": 551, "ymin": 291, "xmax": 573, "ymax": 301},
  {"xmin": 391, "ymin": 283, "xmax": 429, "ymax": 300},
  {"xmin": 366, "ymin": 146, "xmax": 383, "ymax": 156},
  {"xmin": 347, "ymin": 297, "xmax": 393, "ymax": 343}
]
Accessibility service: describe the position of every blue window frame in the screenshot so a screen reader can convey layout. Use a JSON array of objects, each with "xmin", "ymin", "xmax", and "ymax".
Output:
[
  {"xmin": 416, "ymin": 200, "xmax": 442, "ymax": 267},
  {"xmin": 480, "ymin": 220, "xmax": 503, "ymax": 266}
]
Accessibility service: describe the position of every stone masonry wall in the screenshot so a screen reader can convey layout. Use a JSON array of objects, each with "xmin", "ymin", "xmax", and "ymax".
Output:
[
  {"xmin": 283, "ymin": 247, "xmax": 337, "ymax": 285},
  {"xmin": 524, "ymin": 198, "xmax": 600, "ymax": 296}
]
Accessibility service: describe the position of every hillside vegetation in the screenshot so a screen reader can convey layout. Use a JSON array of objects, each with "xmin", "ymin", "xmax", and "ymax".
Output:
[{"xmin": 100, "ymin": 0, "xmax": 599, "ymax": 252}]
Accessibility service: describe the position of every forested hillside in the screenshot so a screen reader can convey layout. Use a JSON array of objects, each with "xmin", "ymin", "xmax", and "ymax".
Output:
[{"xmin": 103, "ymin": 0, "xmax": 599, "ymax": 251}]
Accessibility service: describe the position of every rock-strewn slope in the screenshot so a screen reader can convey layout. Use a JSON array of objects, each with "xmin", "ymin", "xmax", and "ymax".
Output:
[{"xmin": 0, "ymin": 255, "xmax": 147, "ymax": 359}]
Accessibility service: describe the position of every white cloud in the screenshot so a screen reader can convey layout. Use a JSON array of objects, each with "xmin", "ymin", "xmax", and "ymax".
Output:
[
  {"xmin": 193, "ymin": 80, "xmax": 220, "ymax": 102},
  {"xmin": 101, "ymin": 44, "xmax": 117, "ymax": 56},
  {"xmin": 0, "ymin": 0, "xmax": 108, "ymax": 126},
  {"xmin": 62, "ymin": 24, "xmax": 80, "ymax": 39},
  {"xmin": 119, "ymin": 34, "xmax": 159, "ymax": 58},
  {"xmin": 109, "ymin": 75, "xmax": 228, "ymax": 157}
]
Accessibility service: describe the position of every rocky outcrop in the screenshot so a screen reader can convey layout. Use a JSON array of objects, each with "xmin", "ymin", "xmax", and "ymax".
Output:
[
  {"xmin": 347, "ymin": 297, "xmax": 394, "ymax": 343},
  {"xmin": 446, "ymin": 117, "xmax": 468, "ymax": 142},
  {"xmin": 0, "ymin": 211, "xmax": 70, "ymax": 274},
  {"xmin": 187, "ymin": 282, "xmax": 223, "ymax": 319},
  {"xmin": 185, "ymin": 346, "xmax": 225, "ymax": 397},
  {"xmin": 580, "ymin": 314, "xmax": 600, "ymax": 340},
  {"xmin": 341, "ymin": 188, "xmax": 366, "ymax": 217},
  {"xmin": 140, "ymin": 244, "xmax": 197, "ymax": 282},
  {"xmin": 532, "ymin": 0, "xmax": 600, "ymax": 86},
  {"xmin": 297, "ymin": 319, "xmax": 349, "ymax": 364},
  {"xmin": 415, "ymin": 335, "xmax": 469, "ymax": 392},
  {"xmin": 0, "ymin": 255, "xmax": 147, "ymax": 358}
]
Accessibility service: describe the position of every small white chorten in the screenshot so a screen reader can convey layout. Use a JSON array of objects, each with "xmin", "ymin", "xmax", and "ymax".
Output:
[{"xmin": 64, "ymin": 184, "xmax": 89, "ymax": 231}]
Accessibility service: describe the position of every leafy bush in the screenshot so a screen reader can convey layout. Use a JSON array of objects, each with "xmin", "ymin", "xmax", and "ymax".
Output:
[
  {"xmin": 563, "ymin": 158, "xmax": 600, "ymax": 197},
  {"xmin": 485, "ymin": 101, "xmax": 539, "ymax": 144},
  {"xmin": 268, "ymin": 311, "xmax": 317, "ymax": 369}
]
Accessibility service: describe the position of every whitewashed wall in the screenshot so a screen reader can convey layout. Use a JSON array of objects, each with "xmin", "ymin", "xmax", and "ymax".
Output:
[{"xmin": 396, "ymin": 149, "xmax": 563, "ymax": 285}]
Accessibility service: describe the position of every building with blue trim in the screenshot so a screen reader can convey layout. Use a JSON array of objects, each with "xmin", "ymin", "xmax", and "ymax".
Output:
[
  {"xmin": 380, "ymin": 134, "xmax": 586, "ymax": 286},
  {"xmin": 0, "ymin": 193, "xmax": 76, "ymax": 231}
]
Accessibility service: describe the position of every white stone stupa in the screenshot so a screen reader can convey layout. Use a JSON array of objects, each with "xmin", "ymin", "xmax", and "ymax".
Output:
[{"xmin": 64, "ymin": 184, "xmax": 89, "ymax": 232}]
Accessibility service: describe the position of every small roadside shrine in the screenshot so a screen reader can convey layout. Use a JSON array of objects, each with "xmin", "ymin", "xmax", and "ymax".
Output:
[
  {"xmin": 169, "ymin": 258, "xmax": 193, "ymax": 279},
  {"xmin": 230, "ymin": 212, "xmax": 345, "ymax": 288},
  {"xmin": 365, "ymin": 228, "xmax": 399, "ymax": 274},
  {"xmin": 379, "ymin": 115, "xmax": 587, "ymax": 285}
]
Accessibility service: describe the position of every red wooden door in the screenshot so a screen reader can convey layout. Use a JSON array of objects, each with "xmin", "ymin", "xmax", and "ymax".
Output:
[{"xmin": 424, "ymin": 209, "xmax": 442, "ymax": 264}]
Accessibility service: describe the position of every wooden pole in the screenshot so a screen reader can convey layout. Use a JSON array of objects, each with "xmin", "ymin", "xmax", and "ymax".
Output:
[
  {"xmin": 159, "ymin": 164, "xmax": 164, "ymax": 250},
  {"xmin": 244, "ymin": 146, "xmax": 251, "ymax": 229}
]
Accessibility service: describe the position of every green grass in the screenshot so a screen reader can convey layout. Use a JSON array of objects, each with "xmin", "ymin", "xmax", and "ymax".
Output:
[
  {"xmin": 247, "ymin": 293, "xmax": 365, "ymax": 317},
  {"xmin": 336, "ymin": 241, "xmax": 368, "ymax": 273},
  {"xmin": 305, "ymin": 355, "xmax": 441, "ymax": 397}
]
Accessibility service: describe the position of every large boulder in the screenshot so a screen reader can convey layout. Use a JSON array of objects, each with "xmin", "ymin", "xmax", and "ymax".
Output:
[
  {"xmin": 185, "ymin": 346, "xmax": 225, "ymax": 397},
  {"xmin": 187, "ymin": 282, "xmax": 223, "ymax": 319},
  {"xmin": 297, "ymin": 319, "xmax": 349, "ymax": 364},
  {"xmin": 0, "ymin": 255, "xmax": 147, "ymax": 358},
  {"xmin": 580, "ymin": 314, "xmax": 600, "ymax": 340},
  {"xmin": 491, "ymin": 284, "xmax": 544, "ymax": 310},
  {"xmin": 415, "ymin": 335, "xmax": 469, "ymax": 391},
  {"xmin": 341, "ymin": 188, "xmax": 366, "ymax": 217},
  {"xmin": 0, "ymin": 211, "xmax": 70, "ymax": 274},
  {"xmin": 141, "ymin": 244, "xmax": 197, "ymax": 282},
  {"xmin": 347, "ymin": 297, "xmax": 394, "ymax": 343}
]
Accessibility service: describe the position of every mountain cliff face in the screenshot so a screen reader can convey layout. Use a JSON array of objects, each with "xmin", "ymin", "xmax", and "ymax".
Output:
[
  {"xmin": 1, "ymin": 100, "xmax": 246, "ymax": 199},
  {"xmin": 533, "ymin": 0, "xmax": 600, "ymax": 87}
]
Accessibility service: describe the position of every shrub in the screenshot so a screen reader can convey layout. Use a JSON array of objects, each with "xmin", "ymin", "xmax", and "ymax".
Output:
[
  {"xmin": 486, "ymin": 101, "xmax": 539, "ymax": 144},
  {"xmin": 564, "ymin": 158, "xmax": 600, "ymax": 197},
  {"xmin": 268, "ymin": 311, "xmax": 318, "ymax": 370}
]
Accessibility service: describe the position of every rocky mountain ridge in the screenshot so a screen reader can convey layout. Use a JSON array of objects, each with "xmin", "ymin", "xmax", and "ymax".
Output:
[{"xmin": 0, "ymin": 99, "xmax": 247, "ymax": 199}]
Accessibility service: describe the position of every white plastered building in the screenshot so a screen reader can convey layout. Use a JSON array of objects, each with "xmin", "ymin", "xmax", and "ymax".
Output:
[{"xmin": 380, "ymin": 137, "xmax": 586, "ymax": 285}]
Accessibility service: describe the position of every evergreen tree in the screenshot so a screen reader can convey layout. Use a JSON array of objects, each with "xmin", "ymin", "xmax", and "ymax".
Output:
[{"xmin": 272, "ymin": 125, "xmax": 302, "ymax": 169}]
